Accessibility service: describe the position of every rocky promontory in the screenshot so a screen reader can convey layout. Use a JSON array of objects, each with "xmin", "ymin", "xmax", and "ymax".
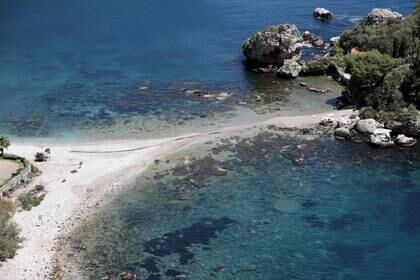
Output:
[
  {"xmin": 242, "ymin": 5, "xmax": 420, "ymax": 147},
  {"xmin": 242, "ymin": 24, "xmax": 303, "ymax": 70}
]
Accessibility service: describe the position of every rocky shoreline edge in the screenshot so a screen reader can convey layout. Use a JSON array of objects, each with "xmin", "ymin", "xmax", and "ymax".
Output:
[{"xmin": 241, "ymin": 6, "xmax": 419, "ymax": 148}]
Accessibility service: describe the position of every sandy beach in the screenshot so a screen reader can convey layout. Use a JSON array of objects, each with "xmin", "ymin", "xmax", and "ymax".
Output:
[{"xmin": 0, "ymin": 110, "xmax": 353, "ymax": 279}]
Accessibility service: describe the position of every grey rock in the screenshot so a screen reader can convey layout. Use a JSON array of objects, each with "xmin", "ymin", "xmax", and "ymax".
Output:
[
  {"xmin": 337, "ymin": 115, "xmax": 360, "ymax": 130},
  {"xmin": 330, "ymin": 36, "xmax": 340, "ymax": 46},
  {"xmin": 302, "ymin": 31, "xmax": 326, "ymax": 48},
  {"xmin": 334, "ymin": 127, "xmax": 351, "ymax": 140},
  {"xmin": 364, "ymin": 8, "xmax": 403, "ymax": 25},
  {"xmin": 277, "ymin": 59, "xmax": 302, "ymax": 78},
  {"xmin": 320, "ymin": 116, "xmax": 336, "ymax": 127},
  {"xmin": 242, "ymin": 24, "xmax": 303, "ymax": 67},
  {"xmin": 356, "ymin": 119, "xmax": 383, "ymax": 134},
  {"xmin": 396, "ymin": 134, "xmax": 417, "ymax": 148},
  {"xmin": 370, "ymin": 128, "xmax": 395, "ymax": 148},
  {"xmin": 386, "ymin": 118, "xmax": 420, "ymax": 137},
  {"xmin": 313, "ymin": 8, "xmax": 333, "ymax": 20}
]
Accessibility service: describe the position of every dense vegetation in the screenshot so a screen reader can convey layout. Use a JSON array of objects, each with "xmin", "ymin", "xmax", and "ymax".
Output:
[
  {"xmin": 0, "ymin": 136, "xmax": 10, "ymax": 157},
  {"xmin": 341, "ymin": 4, "xmax": 419, "ymax": 111},
  {"xmin": 18, "ymin": 185, "xmax": 46, "ymax": 211},
  {"xmin": 0, "ymin": 199, "xmax": 21, "ymax": 262},
  {"xmin": 306, "ymin": 4, "xmax": 420, "ymax": 122}
]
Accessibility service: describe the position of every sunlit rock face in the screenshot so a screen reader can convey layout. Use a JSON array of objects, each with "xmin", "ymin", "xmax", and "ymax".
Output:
[{"xmin": 242, "ymin": 24, "xmax": 303, "ymax": 68}]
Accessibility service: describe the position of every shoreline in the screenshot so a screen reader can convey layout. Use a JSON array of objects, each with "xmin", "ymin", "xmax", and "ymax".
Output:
[{"xmin": 0, "ymin": 109, "xmax": 353, "ymax": 279}]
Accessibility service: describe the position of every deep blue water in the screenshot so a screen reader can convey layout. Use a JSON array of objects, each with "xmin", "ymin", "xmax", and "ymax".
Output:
[
  {"xmin": 69, "ymin": 132, "xmax": 420, "ymax": 279},
  {"xmin": 0, "ymin": 0, "xmax": 416, "ymax": 137}
]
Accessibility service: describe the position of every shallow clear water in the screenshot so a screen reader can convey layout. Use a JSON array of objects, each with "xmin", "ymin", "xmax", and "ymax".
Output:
[
  {"xmin": 0, "ymin": 0, "xmax": 416, "ymax": 138},
  {"xmin": 68, "ymin": 132, "xmax": 420, "ymax": 280}
]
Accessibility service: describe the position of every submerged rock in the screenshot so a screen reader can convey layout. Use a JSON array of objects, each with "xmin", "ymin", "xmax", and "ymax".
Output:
[
  {"xmin": 313, "ymin": 8, "xmax": 333, "ymax": 20},
  {"xmin": 370, "ymin": 128, "xmax": 395, "ymax": 148},
  {"xmin": 364, "ymin": 8, "xmax": 403, "ymax": 25},
  {"xmin": 242, "ymin": 24, "xmax": 303, "ymax": 68},
  {"xmin": 396, "ymin": 134, "xmax": 417, "ymax": 148}
]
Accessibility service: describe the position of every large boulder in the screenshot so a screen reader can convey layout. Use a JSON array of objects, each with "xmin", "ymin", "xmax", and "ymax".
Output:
[
  {"xmin": 302, "ymin": 31, "xmax": 326, "ymax": 48},
  {"xmin": 277, "ymin": 59, "xmax": 302, "ymax": 78},
  {"xmin": 330, "ymin": 36, "xmax": 340, "ymax": 47},
  {"xmin": 334, "ymin": 127, "xmax": 351, "ymax": 140},
  {"xmin": 363, "ymin": 8, "xmax": 403, "ymax": 25},
  {"xmin": 337, "ymin": 115, "xmax": 359, "ymax": 130},
  {"xmin": 242, "ymin": 24, "xmax": 303, "ymax": 67},
  {"xmin": 313, "ymin": 8, "xmax": 333, "ymax": 20},
  {"xmin": 385, "ymin": 118, "xmax": 420, "ymax": 137},
  {"xmin": 396, "ymin": 134, "xmax": 417, "ymax": 148},
  {"xmin": 370, "ymin": 128, "xmax": 395, "ymax": 148},
  {"xmin": 356, "ymin": 119, "xmax": 383, "ymax": 134}
]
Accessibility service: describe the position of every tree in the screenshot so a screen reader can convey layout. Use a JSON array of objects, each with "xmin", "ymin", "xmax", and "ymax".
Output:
[
  {"xmin": 0, "ymin": 136, "xmax": 10, "ymax": 157},
  {"xmin": 344, "ymin": 50, "xmax": 401, "ymax": 106},
  {"xmin": 34, "ymin": 152, "xmax": 47, "ymax": 162}
]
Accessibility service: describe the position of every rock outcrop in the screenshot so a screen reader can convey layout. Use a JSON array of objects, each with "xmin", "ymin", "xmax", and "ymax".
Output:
[
  {"xmin": 313, "ymin": 8, "xmax": 333, "ymax": 20},
  {"xmin": 242, "ymin": 24, "xmax": 303, "ymax": 68},
  {"xmin": 356, "ymin": 119, "xmax": 383, "ymax": 134},
  {"xmin": 363, "ymin": 8, "xmax": 403, "ymax": 25},
  {"xmin": 326, "ymin": 114, "xmax": 417, "ymax": 148},
  {"xmin": 277, "ymin": 59, "xmax": 302, "ymax": 78},
  {"xmin": 329, "ymin": 36, "xmax": 340, "ymax": 46},
  {"xmin": 337, "ymin": 115, "xmax": 360, "ymax": 130},
  {"xmin": 334, "ymin": 127, "xmax": 351, "ymax": 140},
  {"xmin": 303, "ymin": 31, "xmax": 326, "ymax": 48},
  {"xmin": 370, "ymin": 129, "xmax": 395, "ymax": 148},
  {"xmin": 385, "ymin": 118, "xmax": 420, "ymax": 137},
  {"xmin": 396, "ymin": 134, "xmax": 417, "ymax": 148}
]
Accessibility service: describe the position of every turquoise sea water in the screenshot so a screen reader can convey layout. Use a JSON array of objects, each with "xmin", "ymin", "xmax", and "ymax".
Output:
[
  {"xmin": 68, "ymin": 131, "xmax": 420, "ymax": 279},
  {"xmin": 2, "ymin": 1, "xmax": 420, "ymax": 279},
  {"xmin": 0, "ymin": 0, "xmax": 416, "ymax": 137}
]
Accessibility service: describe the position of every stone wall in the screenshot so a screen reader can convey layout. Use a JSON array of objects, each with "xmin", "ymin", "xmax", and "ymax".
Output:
[{"xmin": 0, "ymin": 154, "xmax": 32, "ymax": 198}]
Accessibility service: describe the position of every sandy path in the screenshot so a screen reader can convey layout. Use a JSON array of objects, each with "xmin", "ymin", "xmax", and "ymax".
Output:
[{"xmin": 0, "ymin": 110, "xmax": 353, "ymax": 279}]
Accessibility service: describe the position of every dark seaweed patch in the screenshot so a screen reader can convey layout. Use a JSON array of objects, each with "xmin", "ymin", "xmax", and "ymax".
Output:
[
  {"xmin": 301, "ymin": 199, "xmax": 318, "ymax": 209},
  {"xmin": 143, "ymin": 217, "xmax": 235, "ymax": 265},
  {"xmin": 400, "ymin": 192, "xmax": 420, "ymax": 234},
  {"xmin": 328, "ymin": 243, "xmax": 365, "ymax": 265},
  {"xmin": 141, "ymin": 257, "xmax": 160, "ymax": 273},
  {"xmin": 303, "ymin": 214, "xmax": 325, "ymax": 228},
  {"xmin": 172, "ymin": 156, "xmax": 230, "ymax": 187},
  {"xmin": 165, "ymin": 269, "xmax": 183, "ymax": 277},
  {"xmin": 328, "ymin": 213, "xmax": 364, "ymax": 231}
]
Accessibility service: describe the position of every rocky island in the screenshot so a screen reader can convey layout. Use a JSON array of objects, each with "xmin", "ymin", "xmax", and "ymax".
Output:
[{"xmin": 242, "ymin": 5, "xmax": 420, "ymax": 148}]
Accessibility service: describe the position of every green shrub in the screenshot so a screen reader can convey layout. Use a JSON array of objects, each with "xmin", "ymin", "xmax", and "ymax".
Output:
[
  {"xmin": 18, "ymin": 190, "xmax": 46, "ymax": 211},
  {"xmin": 360, "ymin": 104, "xmax": 419, "ymax": 123},
  {"xmin": 339, "ymin": 14, "xmax": 417, "ymax": 58},
  {"xmin": 344, "ymin": 50, "xmax": 401, "ymax": 105},
  {"xmin": 0, "ymin": 221, "xmax": 22, "ymax": 262},
  {"xmin": 302, "ymin": 53, "xmax": 345, "ymax": 76},
  {"xmin": 0, "ymin": 198, "xmax": 21, "ymax": 262}
]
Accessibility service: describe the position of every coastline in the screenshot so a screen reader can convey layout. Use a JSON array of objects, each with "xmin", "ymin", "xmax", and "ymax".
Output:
[{"xmin": 0, "ymin": 109, "xmax": 353, "ymax": 279}]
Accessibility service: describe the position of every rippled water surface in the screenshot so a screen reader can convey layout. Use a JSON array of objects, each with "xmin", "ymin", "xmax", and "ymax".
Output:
[
  {"xmin": 67, "ymin": 131, "xmax": 420, "ymax": 279},
  {"xmin": 0, "ymin": 0, "xmax": 416, "ymax": 137}
]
